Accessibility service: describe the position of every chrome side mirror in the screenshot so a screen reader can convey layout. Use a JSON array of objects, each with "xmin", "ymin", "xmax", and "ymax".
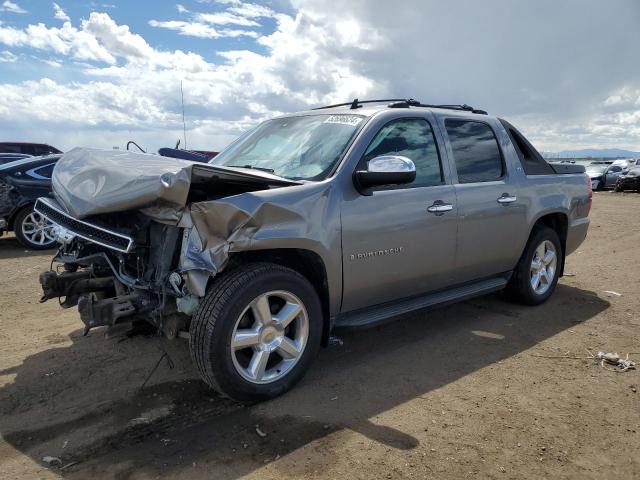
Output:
[{"xmin": 354, "ymin": 155, "xmax": 416, "ymax": 194}]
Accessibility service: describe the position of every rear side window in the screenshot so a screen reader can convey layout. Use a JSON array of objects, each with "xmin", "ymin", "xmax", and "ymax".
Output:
[
  {"xmin": 0, "ymin": 144, "xmax": 22, "ymax": 153},
  {"xmin": 19, "ymin": 145, "xmax": 36, "ymax": 155},
  {"xmin": 499, "ymin": 119, "xmax": 554, "ymax": 175},
  {"xmin": 445, "ymin": 119, "xmax": 504, "ymax": 183},
  {"xmin": 33, "ymin": 145, "xmax": 54, "ymax": 156},
  {"xmin": 362, "ymin": 118, "xmax": 443, "ymax": 186}
]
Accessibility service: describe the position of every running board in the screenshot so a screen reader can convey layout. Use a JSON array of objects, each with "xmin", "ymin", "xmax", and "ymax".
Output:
[{"xmin": 335, "ymin": 276, "xmax": 509, "ymax": 329}]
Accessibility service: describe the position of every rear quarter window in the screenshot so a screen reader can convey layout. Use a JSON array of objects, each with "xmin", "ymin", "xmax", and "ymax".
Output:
[
  {"xmin": 499, "ymin": 119, "xmax": 554, "ymax": 175},
  {"xmin": 445, "ymin": 119, "xmax": 504, "ymax": 183}
]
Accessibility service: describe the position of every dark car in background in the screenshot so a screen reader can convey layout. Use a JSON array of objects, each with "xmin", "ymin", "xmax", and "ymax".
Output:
[
  {"xmin": 0, "ymin": 142, "xmax": 62, "ymax": 156},
  {"xmin": 0, "ymin": 154, "xmax": 61, "ymax": 249},
  {"xmin": 614, "ymin": 167, "xmax": 640, "ymax": 192}
]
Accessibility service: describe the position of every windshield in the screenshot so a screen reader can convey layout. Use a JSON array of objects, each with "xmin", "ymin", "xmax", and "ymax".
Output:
[
  {"xmin": 586, "ymin": 165, "xmax": 607, "ymax": 174},
  {"xmin": 210, "ymin": 114, "xmax": 365, "ymax": 180}
]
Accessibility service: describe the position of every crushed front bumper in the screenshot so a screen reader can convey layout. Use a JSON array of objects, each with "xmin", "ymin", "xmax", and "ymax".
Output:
[{"xmin": 39, "ymin": 268, "xmax": 160, "ymax": 335}]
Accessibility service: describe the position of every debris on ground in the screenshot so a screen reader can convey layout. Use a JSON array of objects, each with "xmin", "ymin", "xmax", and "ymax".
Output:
[
  {"xmin": 328, "ymin": 335, "xmax": 343, "ymax": 346},
  {"xmin": 42, "ymin": 456, "xmax": 62, "ymax": 466},
  {"xmin": 532, "ymin": 350, "xmax": 636, "ymax": 372},
  {"xmin": 255, "ymin": 425, "xmax": 267, "ymax": 438},
  {"xmin": 60, "ymin": 461, "xmax": 79, "ymax": 470},
  {"xmin": 603, "ymin": 290, "xmax": 623, "ymax": 297},
  {"xmin": 596, "ymin": 352, "xmax": 636, "ymax": 372},
  {"xmin": 140, "ymin": 350, "xmax": 175, "ymax": 390}
]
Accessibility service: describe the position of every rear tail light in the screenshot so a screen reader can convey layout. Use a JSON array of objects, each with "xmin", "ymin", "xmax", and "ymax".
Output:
[{"xmin": 585, "ymin": 173, "xmax": 592, "ymax": 215}]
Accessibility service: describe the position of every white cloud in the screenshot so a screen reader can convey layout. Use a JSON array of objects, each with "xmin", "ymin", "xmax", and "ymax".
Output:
[
  {"xmin": 151, "ymin": 1, "xmax": 266, "ymax": 39},
  {"xmin": 195, "ymin": 11, "xmax": 260, "ymax": 27},
  {"xmin": 149, "ymin": 19, "xmax": 258, "ymax": 39},
  {"xmin": 0, "ymin": 49, "xmax": 16, "ymax": 62},
  {"xmin": 82, "ymin": 12, "xmax": 153, "ymax": 61},
  {"xmin": 1, "ymin": 1, "xmax": 27, "ymax": 14},
  {"xmin": 53, "ymin": 2, "xmax": 70, "ymax": 22},
  {"xmin": 0, "ymin": 20, "xmax": 116, "ymax": 64},
  {"xmin": 227, "ymin": 2, "xmax": 274, "ymax": 19},
  {"xmin": 41, "ymin": 58, "xmax": 62, "ymax": 67}
]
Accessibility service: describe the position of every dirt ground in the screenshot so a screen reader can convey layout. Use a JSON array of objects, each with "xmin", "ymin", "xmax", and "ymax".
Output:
[{"xmin": 0, "ymin": 191, "xmax": 638, "ymax": 479}]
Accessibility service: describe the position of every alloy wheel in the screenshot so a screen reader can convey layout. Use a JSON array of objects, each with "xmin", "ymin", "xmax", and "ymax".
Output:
[
  {"xmin": 530, "ymin": 240, "xmax": 557, "ymax": 295},
  {"xmin": 230, "ymin": 290, "xmax": 309, "ymax": 384},
  {"xmin": 21, "ymin": 211, "xmax": 55, "ymax": 247}
]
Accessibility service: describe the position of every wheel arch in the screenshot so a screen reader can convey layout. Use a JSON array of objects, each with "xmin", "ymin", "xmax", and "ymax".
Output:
[
  {"xmin": 526, "ymin": 211, "xmax": 568, "ymax": 276},
  {"xmin": 7, "ymin": 202, "xmax": 34, "ymax": 231},
  {"xmin": 222, "ymin": 249, "xmax": 333, "ymax": 346}
]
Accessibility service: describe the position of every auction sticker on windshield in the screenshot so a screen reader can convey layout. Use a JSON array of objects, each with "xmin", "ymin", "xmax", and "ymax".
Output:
[{"xmin": 323, "ymin": 115, "xmax": 363, "ymax": 126}]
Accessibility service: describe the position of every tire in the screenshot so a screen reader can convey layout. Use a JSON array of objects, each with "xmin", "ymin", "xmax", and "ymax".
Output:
[
  {"xmin": 505, "ymin": 227, "xmax": 562, "ymax": 306},
  {"xmin": 13, "ymin": 205, "xmax": 56, "ymax": 250},
  {"xmin": 595, "ymin": 180, "xmax": 604, "ymax": 191},
  {"xmin": 613, "ymin": 184, "xmax": 622, "ymax": 192},
  {"xmin": 190, "ymin": 262, "xmax": 323, "ymax": 402}
]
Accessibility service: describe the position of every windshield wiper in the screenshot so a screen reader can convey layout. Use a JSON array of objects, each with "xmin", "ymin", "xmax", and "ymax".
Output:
[{"xmin": 228, "ymin": 164, "xmax": 275, "ymax": 174}]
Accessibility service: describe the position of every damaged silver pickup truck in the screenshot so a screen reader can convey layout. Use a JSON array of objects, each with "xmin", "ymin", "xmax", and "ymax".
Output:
[{"xmin": 36, "ymin": 99, "xmax": 591, "ymax": 401}]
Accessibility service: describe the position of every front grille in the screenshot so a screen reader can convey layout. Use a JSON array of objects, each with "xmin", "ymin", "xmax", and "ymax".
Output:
[{"xmin": 35, "ymin": 198, "xmax": 134, "ymax": 253}]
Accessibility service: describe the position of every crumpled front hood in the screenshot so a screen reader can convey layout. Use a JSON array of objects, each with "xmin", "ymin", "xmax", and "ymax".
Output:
[{"xmin": 52, "ymin": 147, "xmax": 300, "ymax": 220}]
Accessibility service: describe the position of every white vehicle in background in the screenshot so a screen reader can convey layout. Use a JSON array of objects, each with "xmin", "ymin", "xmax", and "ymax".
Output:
[
  {"xmin": 610, "ymin": 158, "xmax": 635, "ymax": 169},
  {"xmin": 585, "ymin": 163, "xmax": 626, "ymax": 190}
]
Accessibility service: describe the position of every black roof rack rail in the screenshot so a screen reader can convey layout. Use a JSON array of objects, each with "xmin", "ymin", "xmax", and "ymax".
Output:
[
  {"xmin": 312, "ymin": 98, "xmax": 487, "ymax": 114},
  {"xmin": 311, "ymin": 98, "xmax": 408, "ymax": 110}
]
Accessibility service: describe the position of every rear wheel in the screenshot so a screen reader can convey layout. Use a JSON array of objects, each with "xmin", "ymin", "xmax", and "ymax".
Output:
[
  {"xmin": 13, "ymin": 206, "xmax": 56, "ymax": 250},
  {"xmin": 506, "ymin": 227, "xmax": 561, "ymax": 305},
  {"xmin": 190, "ymin": 262, "xmax": 322, "ymax": 402}
]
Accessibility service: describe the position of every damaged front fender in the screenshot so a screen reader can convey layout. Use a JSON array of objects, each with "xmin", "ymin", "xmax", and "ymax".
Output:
[{"xmin": 181, "ymin": 182, "xmax": 342, "ymax": 312}]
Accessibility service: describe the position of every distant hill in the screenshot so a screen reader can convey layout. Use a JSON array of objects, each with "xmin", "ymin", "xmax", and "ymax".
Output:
[{"xmin": 543, "ymin": 148, "xmax": 640, "ymax": 159}]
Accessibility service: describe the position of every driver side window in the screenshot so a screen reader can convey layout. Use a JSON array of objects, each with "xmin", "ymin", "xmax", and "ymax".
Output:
[{"xmin": 362, "ymin": 118, "xmax": 443, "ymax": 187}]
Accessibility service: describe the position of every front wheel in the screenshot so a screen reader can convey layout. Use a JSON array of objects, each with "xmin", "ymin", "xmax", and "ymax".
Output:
[
  {"xmin": 190, "ymin": 262, "xmax": 323, "ymax": 402},
  {"xmin": 505, "ymin": 227, "xmax": 562, "ymax": 305},
  {"xmin": 13, "ymin": 206, "xmax": 56, "ymax": 250}
]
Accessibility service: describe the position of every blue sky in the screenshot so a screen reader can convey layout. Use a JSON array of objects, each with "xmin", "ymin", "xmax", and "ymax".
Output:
[
  {"xmin": 0, "ymin": 1, "xmax": 282, "ymax": 86},
  {"xmin": 0, "ymin": 0, "xmax": 639, "ymax": 153}
]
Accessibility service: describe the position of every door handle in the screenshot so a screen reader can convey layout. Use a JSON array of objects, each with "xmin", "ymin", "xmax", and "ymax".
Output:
[
  {"xmin": 427, "ymin": 201, "xmax": 453, "ymax": 215},
  {"xmin": 497, "ymin": 194, "xmax": 517, "ymax": 205}
]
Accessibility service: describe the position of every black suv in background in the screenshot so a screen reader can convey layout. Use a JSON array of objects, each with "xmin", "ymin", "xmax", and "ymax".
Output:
[
  {"xmin": 0, "ymin": 155, "xmax": 61, "ymax": 249},
  {"xmin": 0, "ymin": 142, "xmax": 62, "ymax": 156}
]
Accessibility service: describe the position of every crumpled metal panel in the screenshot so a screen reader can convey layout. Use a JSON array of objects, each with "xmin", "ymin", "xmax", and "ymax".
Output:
[
  {"xmin": 52, "ymin": 147, "xmax": 299, "ymax": 220},
  {"xmin": 52, "ymin": 148, "xmax": 193, "ymax": 220},
  {"xmin": 180, "ymin": 182, "xmax": 339, "ymax": 298}
]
